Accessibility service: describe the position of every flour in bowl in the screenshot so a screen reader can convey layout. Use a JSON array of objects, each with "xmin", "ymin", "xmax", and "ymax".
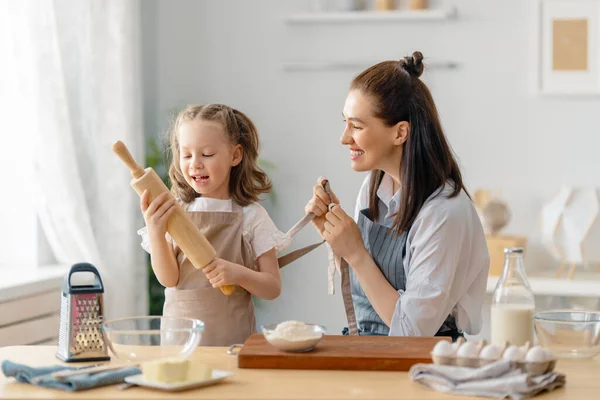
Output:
[
  {"xmin": 264, "ymin": 321, "xmax": 323, "ymax": 351},
  {"xmin": 268, "ymin": 321, "xmax": 321, "ymax": 341}
]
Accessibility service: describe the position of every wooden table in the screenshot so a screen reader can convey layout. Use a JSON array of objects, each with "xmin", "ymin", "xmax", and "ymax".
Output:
[{"xmin": 0, "ymin": 345, "xmax": 596, "ymax": 399}]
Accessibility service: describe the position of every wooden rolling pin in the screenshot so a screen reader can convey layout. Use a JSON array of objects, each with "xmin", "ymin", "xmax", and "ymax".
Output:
[{"xmin": 113, "ymin": 141, "xmax": 235, "ymax": 296}]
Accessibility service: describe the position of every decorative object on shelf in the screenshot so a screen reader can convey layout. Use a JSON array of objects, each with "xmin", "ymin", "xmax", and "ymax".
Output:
[
  {"xmin": 474, "ymin": 189, "xmax": 527, "ymax": 277},
  {"xmin": 335, "ymin": 0, "xmax": 367, "ymax": 11},
  {"xmin": 540, "ymin": 186, "xmax": 571, "ymax": 262},
  {"xmin": 540, "ymin": 186, "xmax": 600, "ymax": 279},
  {"xmin": 375, "ymin": 0, "xmax": 395, "ymax": 11},
  {"xmin": 474, "ymin": 189, "xmax": 490, "ymax": 231},
  {"xmin": 475, "ymin": 189, "xmax": 511, "ymax": 235},
  {"xmin": 482, "ymin": 199, "xmax": 511, "ymax": 234},
  {"xmin": 409, "ymin": 0, "xmax": 427, "ymax": 10},
  {"xmin": 535, "ymin": 0, "xmax": 600, "ymax": 95}
]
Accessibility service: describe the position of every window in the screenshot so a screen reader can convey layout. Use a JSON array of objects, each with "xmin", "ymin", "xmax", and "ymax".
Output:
[{"xmin": 0, "ymin": 1, "xmax": 54, "ymax": 269}]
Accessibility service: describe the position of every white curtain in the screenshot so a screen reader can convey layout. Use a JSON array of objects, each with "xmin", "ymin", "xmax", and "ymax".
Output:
[{"xmin": 1, "ymin": 0, "xmax": 147, "ymax": 318}]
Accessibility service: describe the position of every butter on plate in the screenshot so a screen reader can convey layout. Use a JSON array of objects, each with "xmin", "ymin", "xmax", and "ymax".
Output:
[{"xmin": 142, "ymin": 358, "xmax": 213, "ymax": 384}]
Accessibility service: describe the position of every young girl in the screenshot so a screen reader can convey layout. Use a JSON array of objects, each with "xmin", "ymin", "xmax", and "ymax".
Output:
[
  {"xmin": 305, "ymin": 51, "xmax": 489, "ymax": 339},
  {"xmin": 138, "ymin": 104, "xmax": 290, "ymax": 346}
]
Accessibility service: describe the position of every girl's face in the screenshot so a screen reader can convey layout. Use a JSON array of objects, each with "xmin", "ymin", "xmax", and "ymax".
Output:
[
  {"xmin": 340, "ymin": 89, "xmax": 407, "ymax": 174},
  {"xmin": 178, "ymin": 119, "xmax": 242, "ymax": 200}
]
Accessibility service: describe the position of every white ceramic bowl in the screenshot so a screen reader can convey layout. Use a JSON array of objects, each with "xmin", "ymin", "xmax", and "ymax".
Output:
[{"xmin": 261, "ymin": 322, "xmax": 325, "ymax": 352}]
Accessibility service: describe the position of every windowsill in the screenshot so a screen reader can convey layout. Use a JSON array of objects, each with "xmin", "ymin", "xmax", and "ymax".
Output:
[{"xmin": 0, "ymin": 265, "xmax": 69, "ymax": 303}]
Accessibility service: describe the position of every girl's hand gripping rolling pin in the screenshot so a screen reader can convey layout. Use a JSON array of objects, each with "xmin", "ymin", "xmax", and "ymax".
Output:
[{"xmin": 112, "ymin": 140, "xmax": 235, "ymax": 295}]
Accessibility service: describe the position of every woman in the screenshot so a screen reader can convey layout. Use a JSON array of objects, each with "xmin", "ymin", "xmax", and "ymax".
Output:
[{"xmin": 305, "ymin": 51, "xmax": 489, "ymax": 340}]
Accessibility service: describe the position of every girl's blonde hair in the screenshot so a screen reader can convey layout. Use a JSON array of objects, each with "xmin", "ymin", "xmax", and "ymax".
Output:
[{"xmin": 167, "ymin": 104, "xmax": 272, "ymax": 206}]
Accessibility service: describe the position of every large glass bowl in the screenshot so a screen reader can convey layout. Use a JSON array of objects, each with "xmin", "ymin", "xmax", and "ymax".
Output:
[
  {"xmin": 534, "ymin": 310, "xmax": 600, "ymax": 359},
  {"xmin": 101, "ymin": 316, "xmax": 203, "ymax": 363}
]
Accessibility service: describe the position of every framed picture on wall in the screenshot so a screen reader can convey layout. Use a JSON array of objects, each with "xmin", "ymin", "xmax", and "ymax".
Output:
[{"xmin": 536, "ymin": 0, "xmax": 600, "ymax": 95}]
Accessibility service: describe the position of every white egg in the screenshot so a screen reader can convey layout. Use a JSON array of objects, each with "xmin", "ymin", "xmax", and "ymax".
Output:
[
  {"xmin": 519, "ymin": 344, "xmax": 531, "ymax": 354},
  {"xmin": 525, "ymin": 346, "xmax": 551, "ymax": 363},
  {"xmin": 451, "ymin": 341, "xmax": 461, "ymax": 353},
  {"xmin": 543, "ymin": 348, "xmax": 555, "ymax": 360},
  {"xmin": 480, "ymin": 344, "xmax": 502, "ymax": 360},
  {"xmin": 432, "ymin": 340, "xmax": 455, "ymax": 357},
  {"xmin": 503, "ymin": 345, "xmax": 525, "ymax": 362},
  {"xmin": 456, "ymin": 342, "xmax": 480, "ymax": 359}
]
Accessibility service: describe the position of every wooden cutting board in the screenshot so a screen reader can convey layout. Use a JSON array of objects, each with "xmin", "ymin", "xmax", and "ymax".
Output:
[{"xmin": 237, "ymin": 334, "xmax": 448, "ymax": 371}]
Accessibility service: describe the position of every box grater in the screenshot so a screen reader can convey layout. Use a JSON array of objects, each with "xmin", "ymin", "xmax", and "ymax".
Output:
[{"xmin": 56, "ymin": 263, "xmax": 110, "ymax": 362}]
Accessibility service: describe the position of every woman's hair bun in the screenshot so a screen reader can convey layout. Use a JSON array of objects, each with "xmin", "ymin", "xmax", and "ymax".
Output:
[{"xmin": 400, "ymin": 51, "xmax": 424, "ymax": 78}]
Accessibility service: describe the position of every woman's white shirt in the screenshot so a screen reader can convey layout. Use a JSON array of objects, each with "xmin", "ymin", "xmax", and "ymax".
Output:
[{"xmin": 354, "ymin": 173, "xmax": 490, "ymax": 336}]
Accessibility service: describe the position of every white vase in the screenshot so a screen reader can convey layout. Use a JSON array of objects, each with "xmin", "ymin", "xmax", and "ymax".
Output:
[{"xmin": 541, "ymin": 186, "xmax": 600, "ymax": 264}]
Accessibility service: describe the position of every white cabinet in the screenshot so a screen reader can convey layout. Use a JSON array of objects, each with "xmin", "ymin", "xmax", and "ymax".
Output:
[{"xmin": 0, "ymin": 266, "xmax": 66, "ymax": 346}]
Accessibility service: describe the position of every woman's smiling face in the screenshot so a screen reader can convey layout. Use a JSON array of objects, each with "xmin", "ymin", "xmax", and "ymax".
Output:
[{"xmin": 340, "ymin": 89, "xmax": 405, "ymax": 173}]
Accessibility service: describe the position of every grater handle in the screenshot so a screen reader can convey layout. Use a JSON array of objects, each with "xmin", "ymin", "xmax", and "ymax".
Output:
[{"xmin": 65, "ymin": 263, "xmax": 105, "ymax": 292}]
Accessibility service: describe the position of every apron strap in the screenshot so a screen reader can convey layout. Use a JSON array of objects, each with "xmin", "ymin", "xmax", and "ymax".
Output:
[
  {"xmin": 275, "ymin": 216, "xmax": 359, "ymax": 336},
  {"xmin": 277, "ymin": 240, "xmax": 325, "ymax": 268},
  {"xmin": 285, "ymin": 213, "xmax": 315, "ymax": 239},
  {"xmin": 277, "ymin": 241, "xmax": 358, "ymax": 336},
  {"xmin": 276, "ymin": 177, "xmax": 330, "ymax": 268},
  {"xmin": 339, "ymin": 257, "xmax": 358, "ymax": 336},
  {"xmin": 275, "ymin": 176, "xmax": 359, "ymax": 335}
]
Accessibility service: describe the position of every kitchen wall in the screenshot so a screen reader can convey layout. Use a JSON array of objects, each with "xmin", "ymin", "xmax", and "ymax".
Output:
[{"xmin": 141, "ymin": 0, "xmax": 600, "ymax": 336}]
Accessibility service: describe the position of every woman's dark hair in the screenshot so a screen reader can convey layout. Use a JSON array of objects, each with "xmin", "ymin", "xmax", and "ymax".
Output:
[{"xmin": 351, "ymin": 51, "xmax": 468, "ymax": 234}]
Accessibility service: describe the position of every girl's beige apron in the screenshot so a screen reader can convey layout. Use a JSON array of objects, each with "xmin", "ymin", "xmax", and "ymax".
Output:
[
  {"xmin": 162, "ymin": 203, "xmax": 256, "ymax": 346},
  {"xmin": 162, "ymin": 179, "xmax": 358, "ymax": 347}
]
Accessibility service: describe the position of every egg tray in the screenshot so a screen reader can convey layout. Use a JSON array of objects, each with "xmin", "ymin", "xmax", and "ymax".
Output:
[{"xmin": 430, "ymin": 338, "xmax": 557, "ymax": 377}]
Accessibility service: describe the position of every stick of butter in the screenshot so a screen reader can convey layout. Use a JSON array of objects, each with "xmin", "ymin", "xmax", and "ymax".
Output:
[
  {"xmin": 186, "ymin": 363, "xmax": 213, "ymax": 381},
  {"xmin": 142, "ymin": 358, "xmax": 212, "ymax": 384}
]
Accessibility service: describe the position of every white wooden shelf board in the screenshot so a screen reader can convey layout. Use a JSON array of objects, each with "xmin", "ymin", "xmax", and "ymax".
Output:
[{"xmin": 284, "ymin": 7, "xmax": 457, "ymax": 23}]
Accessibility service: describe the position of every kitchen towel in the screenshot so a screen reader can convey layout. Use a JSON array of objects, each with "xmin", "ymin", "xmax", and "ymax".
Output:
[
  {"xmin": 409, "ymin": 360, "xmax": 565, "ymax": 400},
  {"xmin": 1, "ymin": 360, "xmax": 140, "ymax": 392}
]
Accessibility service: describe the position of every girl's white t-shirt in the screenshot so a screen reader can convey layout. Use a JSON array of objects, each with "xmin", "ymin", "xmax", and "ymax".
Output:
[{"xmin": 137, "ymin": 197, "xmax": 291, "ymax": 260}]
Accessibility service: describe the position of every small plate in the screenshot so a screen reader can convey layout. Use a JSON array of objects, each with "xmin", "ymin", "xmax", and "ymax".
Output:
[{"xmin": 124, "ymin": 369, "xmax": 233, "ymax": 392}]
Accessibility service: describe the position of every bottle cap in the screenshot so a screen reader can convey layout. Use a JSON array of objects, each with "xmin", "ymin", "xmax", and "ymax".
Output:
[{"xmin": 504, "ymin": 247, "xmax": 524, "ymax": 254}]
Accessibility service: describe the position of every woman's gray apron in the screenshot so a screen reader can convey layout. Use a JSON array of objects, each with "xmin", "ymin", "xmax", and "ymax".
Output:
[{"xmin": 344, "ymin": 208, "xmax": 462, "ymax": 340}]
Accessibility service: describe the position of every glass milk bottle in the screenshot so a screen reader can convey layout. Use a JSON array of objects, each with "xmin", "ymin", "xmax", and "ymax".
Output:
[{"xmin": 490, "ymin": 247, "xmax": 535, "ymax": 346}]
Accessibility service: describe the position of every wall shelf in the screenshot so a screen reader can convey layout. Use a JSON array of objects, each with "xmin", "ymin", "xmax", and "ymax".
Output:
[
  {"xmin": 283, "ymin": 60, "xmax": 458, "ymax": 72},
  {"xmin": 284, "ymin": 7, "xmax": 457, "ymax": 24},
  {"xmin": 486, "ymin": 271, "xmax": 600, "ymax": 298}
]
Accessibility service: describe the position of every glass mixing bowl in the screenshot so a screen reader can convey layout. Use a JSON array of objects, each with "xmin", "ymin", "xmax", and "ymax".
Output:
[
  {"xmin": 534, "ymin": 310, "xmax": 600, "ymax": 359},
  {"xmin": 101, "ymin": 316, "xmax": 203, "ymax": 362}
]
